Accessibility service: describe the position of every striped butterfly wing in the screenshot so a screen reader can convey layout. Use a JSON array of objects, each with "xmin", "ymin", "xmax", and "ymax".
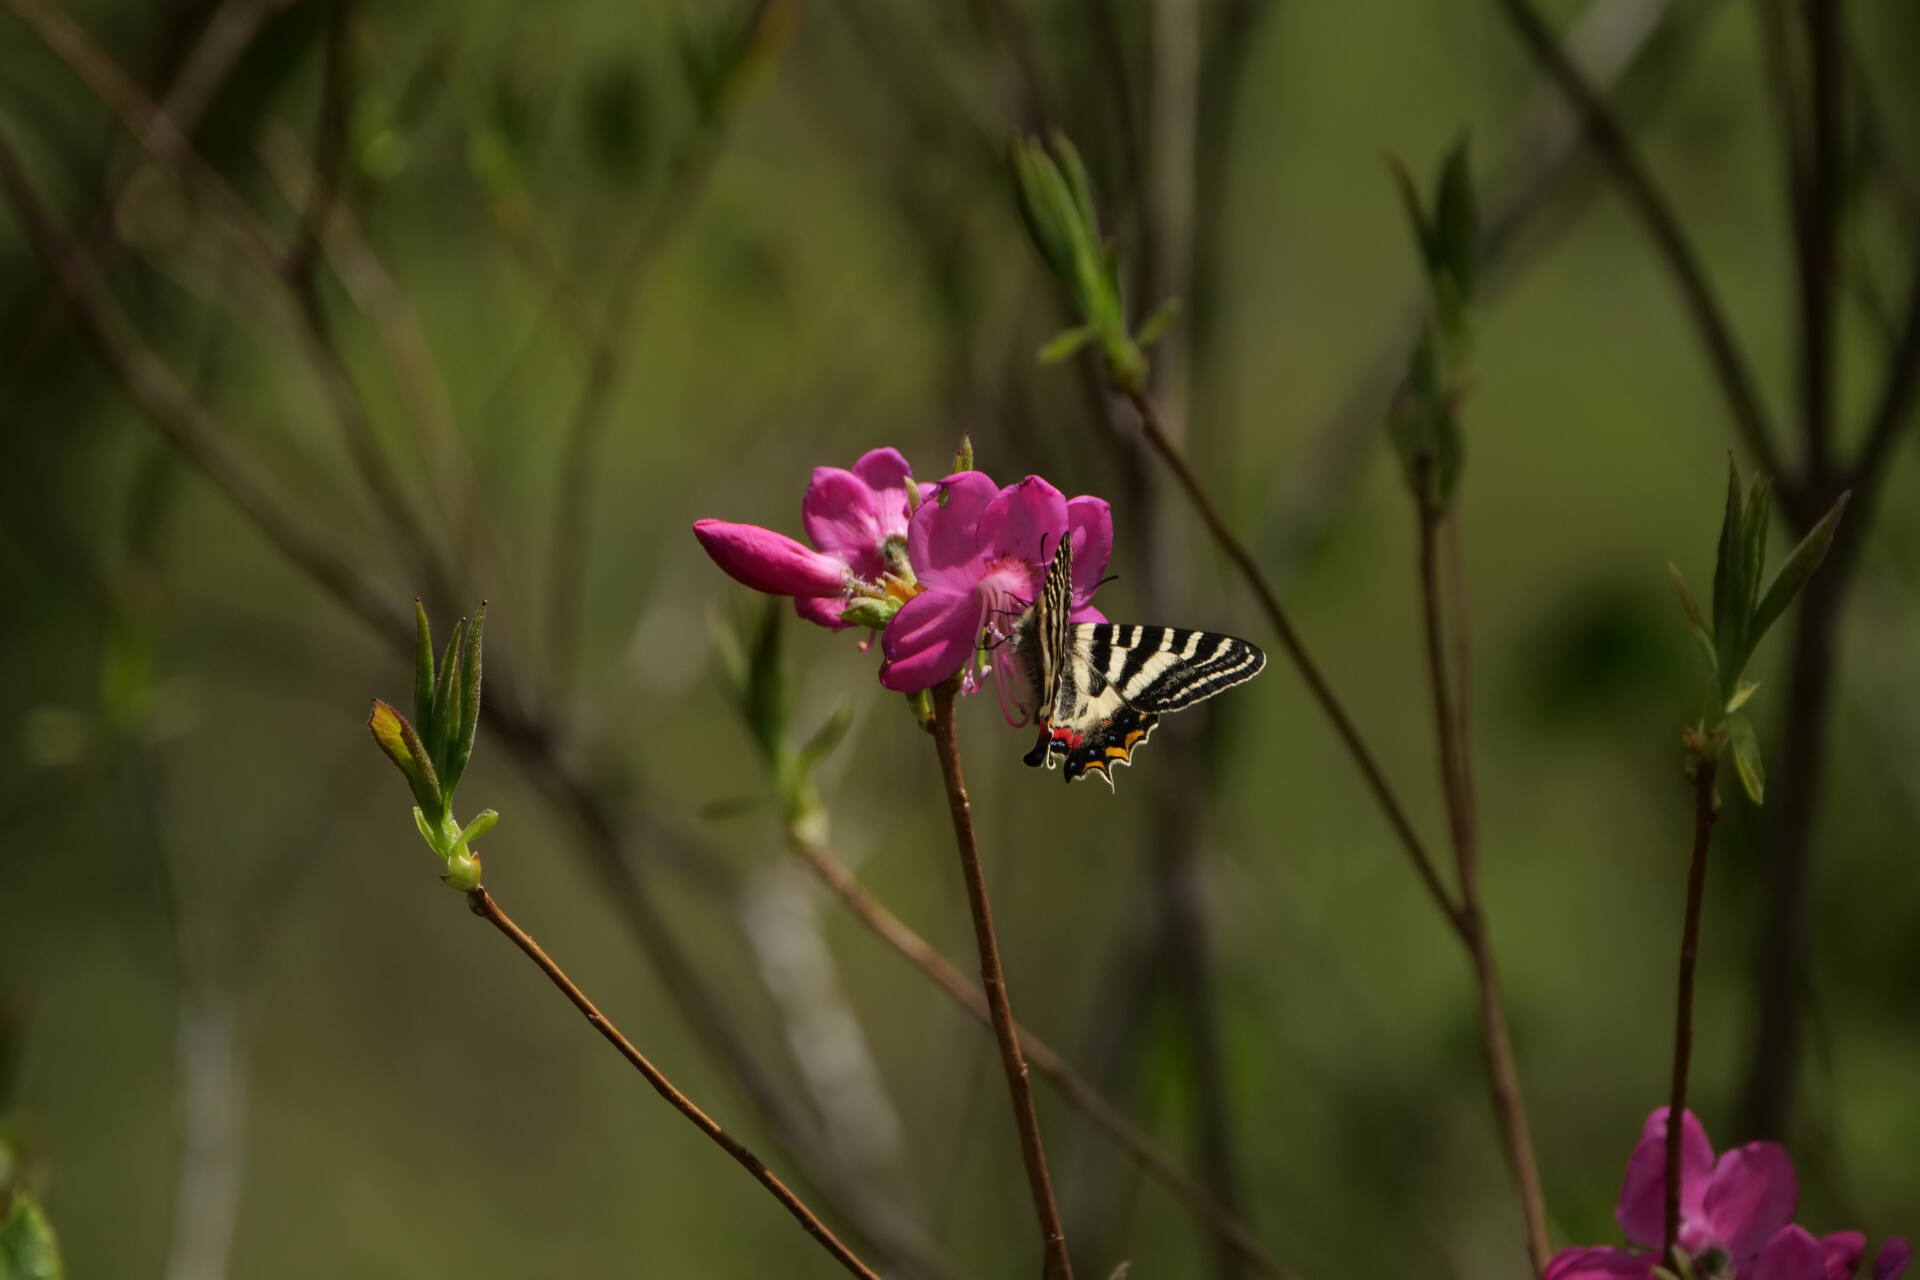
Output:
[{"xmin": 1025, "ymin": 619, "xmax": 1267, "ymax": 787}]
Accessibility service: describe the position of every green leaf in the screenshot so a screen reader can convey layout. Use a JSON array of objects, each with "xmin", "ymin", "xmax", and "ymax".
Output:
[
  {"xmin": 743, "ymin": 598, "xmax": 791, "ymax": 760},
  {"xmin": 1036, "ymin": 326, "xmax": 1094, "ymax": 365},
  {"xmin": 1726, "ymin": 678, "xmax": 1761, "ymax": 714},
  {"xmin": 412, "ymin": 600, "xmax": 435, "ymax": 735},
  {"xmin": 1750, "ymin": 490, "xmax": 1851, "ymax": 646},
  {"xmin": 1669, "ymin": 564, "xmax": 1712, "ymax": 643},
  {"xmin": 798, "ymin": 699, "xmax": 855, "ymax": 771},
  {"xmin": 369, "ymin": 700, "xmax": 443, "ymax": 818},
  {"xmin": 1387, "ymin": 154, "xmax": 1433, "ymax": 269},
  {"xmin": 1710, "ymin": 459, "xmax": 1745, "ymax": 676},
  {"xmin": 1729, "ymin": 715, "xmax": 1765, "ymax": 804},
  {"xmin": 1050, "ymin": 131, "xmax": 1101, "ymax": 247},
  {"xmin": 1134, "ymin": 296, "xmax": 1183, "ymax": 349},
  {"xmin": 450, "ymin": 809, "xmax": 497, "ymax": 857},
  {"xmin": 1741, "ymin": 474, "xmax": 1774, "ymax": 618},
  {"xmin": 1433, "ymin": 136, "xmax": 1477, "ymax": 300},
  {"xmin": 442, "ymin": 603, "xmax": 486, "ymax": 798},
  {"xmin": 427, "ymin": 618, "xmax": 467, "ymax": 773},
  {"xmin": 0, "ymin": 1192, "xmax": 63, "ymax": 1280}
]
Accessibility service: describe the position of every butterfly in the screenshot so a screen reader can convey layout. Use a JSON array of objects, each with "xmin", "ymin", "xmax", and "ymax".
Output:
[{"xmin": 1010, "ymin": 535, "xmax": 1267, "ymax": 787}]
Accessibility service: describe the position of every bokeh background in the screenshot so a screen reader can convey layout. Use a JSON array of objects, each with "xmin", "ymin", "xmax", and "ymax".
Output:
[{"xmin": 2, "ymin": 0, "xmax": 1917, "ymax": 1276}]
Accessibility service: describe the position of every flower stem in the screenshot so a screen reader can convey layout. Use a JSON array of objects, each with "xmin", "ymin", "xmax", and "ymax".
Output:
[
  {"xmin": 1664, "ymin": 760, "xmax": 1720, "ymax": 1256},
  {"xmin": 928, "ymin": 682, "xmax": 1073, "ymax": 1280},
  {"xmin": 464, "ymin": 884, "xmax": 883, "ymax": 1280},
  {"xmin": 783, "ymin": 823, "xmax": 1296, "ymax": 1279},
  {"xmin": 1416, "ymin": 500, "xmax": 1551, "ymax": 1276}
]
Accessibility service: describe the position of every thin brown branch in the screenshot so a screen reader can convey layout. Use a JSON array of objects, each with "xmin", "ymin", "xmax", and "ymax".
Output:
[
  {"xmin": 784, "ymin": 830, "xmax": 1297, "ymax": 1280},
  {"xmin": 0, "ymin": 126, "xmax": 407, "ymax": 639},
  {"xmin": 6, "ymin": 0, "xmax": 297, "ymax": 370},
  {"xmin": 928, "ymin": 683, "xmax": 1073, "ymax": 1280},
  {"xmin": 465, "ymin": 885, "xmax": 883, "ymax": 1280},
  {"xmin": 1124, "ymin": 387, "xmax": 1464, "ymax": 934},
  {"xmin": 1664, "ymin": 761, "xmax": 1719, "ymax": 1253},
  {"xmin": 1415, "ymin": 496, "xmax": 1550, "ymax": 1276},
  {"xmin": 1492, "ymin": 0, "xmax": 1785, "ymax": 486},
  {"xmin": 4, "ymin": 0, "xmax": 287, "ymax": 278},
  {"xmin": 0, "ymin": 128, "xmax": 951, "ymax": 1279}
]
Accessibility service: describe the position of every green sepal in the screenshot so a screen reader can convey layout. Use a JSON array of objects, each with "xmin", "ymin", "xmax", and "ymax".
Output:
[
  {"xmin": 838, "ymin": 597, "xmax": 899, "ymax": 630},
  {"xmin": 1750, "ymin": 490, "xmax": 1850, "ymax": 646},
  {"xmin": 1728, "ymin": 715, "xmax": 1765, "ymax": 804},
  {"xmin": 0, "ymin": 1192, "xmax": 63, "ymax": 1280},
  {"xmin": 951, "ymin": 434, "xmax": 974, "ymax": 476}
]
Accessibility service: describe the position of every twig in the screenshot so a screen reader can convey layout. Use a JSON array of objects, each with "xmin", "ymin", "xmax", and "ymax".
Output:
[
  {"xmin": 1664, "ymin": 761, "xmax": 1719, "ymax": 1253},
  {"xmin": 783, "ymin": 829, "xmax": 1297, "ymax": 1279},
  {"xmin": 0, "ymin": 126, "xmax": 409, "ymax": 640},
  {"xmin": 1415, "ymin": 493, "xmax": 1551, "ymax": 1275},
  {"xmin": 1124, "ymin": 387, "xmax": 1463, "ymax": 933},
  {"xmin": 4, "ymin": 0, "xmax": 298, "ymax": 371},
  {"xmin": 1492, "ymin": 0, "xmax": 1785, "ymax": 486},
  {"xmin": 464, "ymin": 885, "xmax": 883, "ymax": 1280},
  {"xmin": 0, "ymin": 127, "xmax": 950, "ymax": 1278},
  {"xmin": 928, "ymin": 683, "xmax": 1073, "ymax": 1280},
  {"xmin": 3, "ymin": 0, "xmax": 287, "ymax": 277}
]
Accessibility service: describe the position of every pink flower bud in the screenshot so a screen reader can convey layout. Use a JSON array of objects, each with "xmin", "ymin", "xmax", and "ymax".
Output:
[{"xmin": 693, "ymin": 520, "xmax": 850, "ymax": 597}]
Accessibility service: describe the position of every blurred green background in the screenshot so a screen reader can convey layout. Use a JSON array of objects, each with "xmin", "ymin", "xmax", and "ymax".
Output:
[{"xmin": 2, "ymin": 0, "xmax": 1917, "ymax": 1276}]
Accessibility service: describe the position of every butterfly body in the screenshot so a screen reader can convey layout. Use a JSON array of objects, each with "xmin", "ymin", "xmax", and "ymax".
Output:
[{"xmin": 1010, "ymin": 539, "xmax": 1266, "ymax": 786}]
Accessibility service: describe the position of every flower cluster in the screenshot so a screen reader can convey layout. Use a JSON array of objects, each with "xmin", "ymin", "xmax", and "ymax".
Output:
[
  {"xmin": 1549, "ymin": 1108, "xmax": 1908, "ymax": 1280},
  {"xmin": 693, "ymin": 447, "xmax": 1112, "ymax": 725}
]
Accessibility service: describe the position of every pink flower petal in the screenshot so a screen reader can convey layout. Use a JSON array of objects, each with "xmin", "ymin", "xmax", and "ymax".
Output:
[
  {"xmin": 908, "ymin": 471, "xmax": 998, "ymax": 591},
  {"xmin": 1543, "ymin": 1247, "xmax": 1654, "ymax": 1280},
  {"xmin": 802, "ymin": 466, "xmax": 894, "ymax": 576},
  {"xmin": 1876, "ymin": 1238, "xmax": 1912, "ymax": 1280},
  {"xmin": 879, "ymin": 588, "xmax": 982, "ymax": 692},
  {"xmin": 1703, "ymin": 1142, "xmax": 1798, "ymax": 1260},
  {"xmin": 851, "ymin": 446, "xmax": 913, "ymax": 498},
  {"xmin": 1823, "ymin": 1232, "xmax": 1867, "ymax": 1280},
  {"xmin": 1066, "ymin": 494, "xmax": 1113, "ymax": 604},
  {"xmin": 1069, "ymin": 603, "xmax": 1108, "ymax": 624},
  {"xmin": 694, "ymin": 520, "xmax": 848, "ymax": 597},
  {"xmin": 1751, "ymin": 1226, "xmax": 1830, "ymax": 1280},
  {"xmin": 1618, "ymin": 1108, "xmax": 1716, "ymax": 1248},
  {"xmin": 977, "ymin": 475, "xmax": 1069, "ymax": 567},
  {"xmin": 794, "ymin": 594, "xmax": 852, "ymax": 631}
]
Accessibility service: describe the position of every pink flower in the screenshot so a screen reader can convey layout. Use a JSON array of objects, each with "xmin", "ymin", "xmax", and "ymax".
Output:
[
  {"xmin": 1549, "ymin": 1109, "xmax": 1909, "ymax": 1280},
  {"xmin": 877, "ymin": 472, "xmax": 1111, "ymax": 722},
  {"xmin": 693, "ymin": 447, "xmax": 916, "ymax": 630},
  {"xmin": 1614, "ymin": 1107, "xmax": 1797, "ymax": 1263},
  {"xmin": 693, "ymin": 520, "xmax": 851, "ymax": 598},
  {"xmin": 793, "ymin": 447, "xmax": 916, "ymax": 630}
]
